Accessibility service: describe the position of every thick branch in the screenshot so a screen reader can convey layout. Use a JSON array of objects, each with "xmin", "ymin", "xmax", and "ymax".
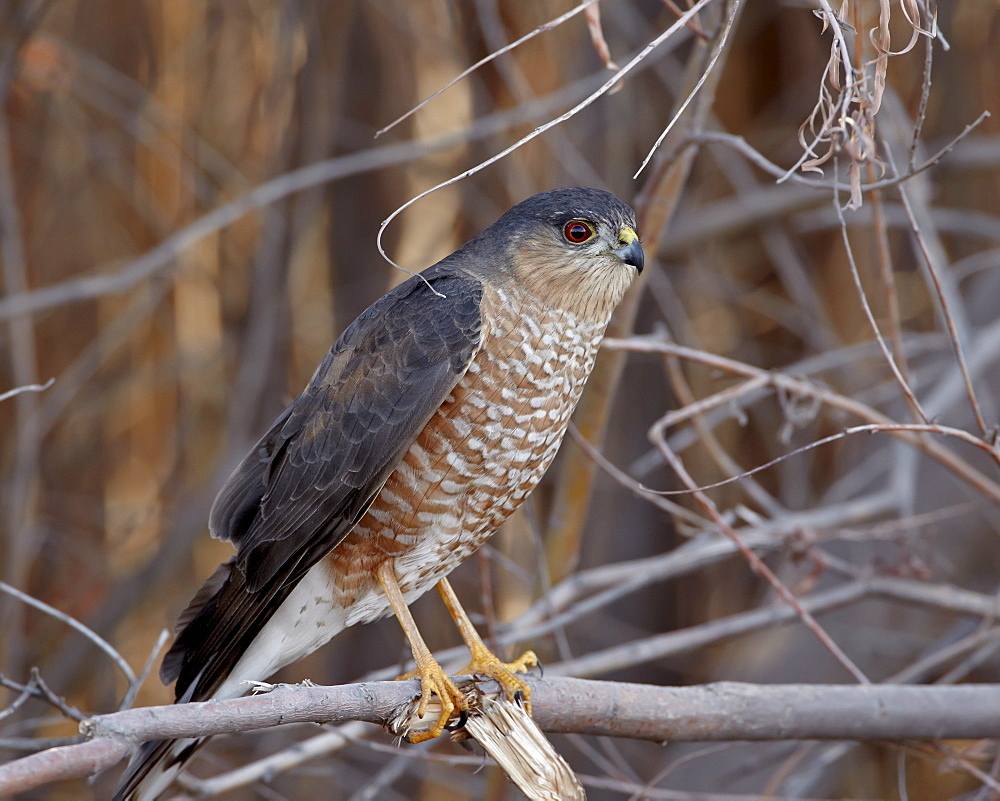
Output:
[{"xmin": 4, "ymin": 679, "xmax": 1000, "ymax": 796}]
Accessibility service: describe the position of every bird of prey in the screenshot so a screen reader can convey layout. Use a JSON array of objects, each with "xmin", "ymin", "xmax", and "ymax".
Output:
[{"xmin": 114, "ymin": 187, "xmax": 643, "ymax": 800}]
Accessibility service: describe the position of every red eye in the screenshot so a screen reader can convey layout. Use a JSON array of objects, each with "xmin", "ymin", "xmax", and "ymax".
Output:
[{"xmin": 564, "ymin": 221, "xmax": 593, "ymax": 243}]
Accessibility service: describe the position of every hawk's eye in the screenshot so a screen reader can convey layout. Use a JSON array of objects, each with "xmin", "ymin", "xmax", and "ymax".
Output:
[{"xmin": 563, "ymin": 220, "xmax": 595, "ymax": 244}]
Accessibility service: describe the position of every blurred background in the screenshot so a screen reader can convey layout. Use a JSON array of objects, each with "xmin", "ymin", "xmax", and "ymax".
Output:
[{"xmin": 3, "ymin": 1, "xmax": 1000, "ymax": 799}]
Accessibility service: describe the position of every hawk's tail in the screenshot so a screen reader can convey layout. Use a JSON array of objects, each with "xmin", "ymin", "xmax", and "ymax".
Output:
[
  {"xmin": 111, "ymin": 556, "xmax": 336, "ymax": 799},
  {"xmin": 111, "ymin": 559, "xmax": 273, "ymax": 800},
  {"xmin": 112, "ymin": 736, "xmax": 205, "ymax": 801},
  {"xmin": 111, "ymin": 559, "xmax": 244, "ymax": 801}
]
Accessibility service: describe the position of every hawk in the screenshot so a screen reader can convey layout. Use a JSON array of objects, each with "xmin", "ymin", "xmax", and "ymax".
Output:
[{"xmin": 114, "ymin": 187, "xmax": 643, "ymax": 800}]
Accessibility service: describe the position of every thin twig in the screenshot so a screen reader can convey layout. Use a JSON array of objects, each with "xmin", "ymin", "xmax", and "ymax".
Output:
[
  {"xmin": 585, "ymin": 2, "xmax": 620, "ymax": 73},
  {"xmin": 577, "ymin": 422, "xmax": 998, "ymax": 499},
  {"xmin": 567, "ymin": 423, "xmax": 704, "ymax": 523},
  {"xmin": 833, "ymin": 165, "xmax": 930, "ymax": 421},
  {"xmin": 634, "ymin": 0, "xmax": 743, "ymax": 178},
  {"xmin": 695, "ymin": 110, "xmax": 990, "ymax": 195},
  {"xmin": 0, "ymin": 582, "xmax": 136, "ymax": 685},
  {"xmin": 867, "ymin": 172, "xmax": 913, "ymax": 412},
  {"xmin": 0, "ymin": 378, "xmax": 53, "ymax": 404},
  {"xmin": 0, "ymin": 74, "xmax": 609, "ymax": 321},
  {"xmin": 908, "ymin": 33, "xmax": 934, "ymax": 170},
  {"xmin": 551, "ymin": 581, "xmax": 868, "ymax": 678},
  {"xmin": 602, "ymin": 336, "xmax": 1000, "ymax": 503},
  {"xmin": 375, "ymin": 0, "xmax": 720, "ymax": 285},
  {"xmin": 886, "ymin": 143, "xmax": 990, "ymax": 439},
  {"xmin": 118, "ymin": 629, "xmax": 169, "ymax": 712},
  {"xmin": 374, "ymin": 0, "xmax": 600, "ymax": 137},
  {"xmin": 0, "ymin": 676, "xmax": 36, "ymax": 723},
  {"xmin": 28, "ymin": 669, "xmax": 84, "ymax": 723},
  {"xmin": 651, "ymin": 432, "xmax": 870, "ymax": 683}
]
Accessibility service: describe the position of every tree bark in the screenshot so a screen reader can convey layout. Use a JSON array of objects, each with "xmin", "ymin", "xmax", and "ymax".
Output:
[{"xmin": 4, "ymin": 678, "xmax": 1000, "ymax": 796}]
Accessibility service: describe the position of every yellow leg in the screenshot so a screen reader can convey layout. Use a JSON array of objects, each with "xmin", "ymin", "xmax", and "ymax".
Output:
[
  {"xmin": 376, "ymin": 563, "xmax": 467, "ymax": 743},
  {"xmin": 436, "ymin": 577, "xmax": 537, "ymax": 713}
]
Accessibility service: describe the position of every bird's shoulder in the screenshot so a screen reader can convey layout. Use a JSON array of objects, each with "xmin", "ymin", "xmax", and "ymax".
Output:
[{"xmin": 326, "ymin": 262, "xmax": 486, "ymax": 380}]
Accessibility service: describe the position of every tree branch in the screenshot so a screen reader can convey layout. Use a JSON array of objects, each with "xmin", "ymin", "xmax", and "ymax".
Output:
[{"xmin": 4, "ymin": 678, "xmax": 1000, "ymax": 796}]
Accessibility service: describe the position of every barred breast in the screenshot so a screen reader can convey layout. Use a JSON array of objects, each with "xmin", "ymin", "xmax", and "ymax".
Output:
[
  {"xmin": 220, "ymin": 283, "xmax": 610, "ymax": 690},
  {"xmin": 325, "ymin": 282, "xmax": 609, "ymax": 625}
]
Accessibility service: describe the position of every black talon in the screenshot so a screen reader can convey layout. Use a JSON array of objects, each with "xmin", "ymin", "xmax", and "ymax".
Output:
[
  {"xmin": 445, "ymin": 709, "xmax": 468, "ymax": 731},
  {"xmin": 514, "ymin": 689, "xmax": 525, "ymax": 706},
  {"xmin": 536, "ymin": 658, "xmax": 544, "ymax": 679}
]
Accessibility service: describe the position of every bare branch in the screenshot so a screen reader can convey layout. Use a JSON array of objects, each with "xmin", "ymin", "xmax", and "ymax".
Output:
[
  {"xmin": 694, "ymin": 110, "xmax": 990, "ymax": 196},
  {"xmin": 0, "ymin": 78, "xmax": 608, "ymax": 322},
  {"xmin": 375, "ymin": 0, "xmax": 599, "ymax": 138},
  {"xmin": 634, "ymin": 0, "xmax": 743, "ymax": 177},
  {"xmin": 584, "ymin": 2, "xmax": 619, "ymax": 73},
  {"xmin": 117, "ymin": 629, "xmax": 170, "ymax": 712},
  {"xmin": 602, "ymin": 336, "xmax": 1000, "ymax": 503},
  {"xmin": 886, "ymin": 143, "xmax": 991, "ymax": 439},
  {"xmin": 0, "ymin": 377, "xmax": 53, "ymax": 404},
  {"xmin": 6, "ymin": 679, "xmax": 1000, "ymax": 796},
  {"xmin": 0, "ymin": 582, "xmax": 135, "ymax": 685},
  {"xmin": 833, "ymin": 173, "xmax": 930, "ymax": 422}
]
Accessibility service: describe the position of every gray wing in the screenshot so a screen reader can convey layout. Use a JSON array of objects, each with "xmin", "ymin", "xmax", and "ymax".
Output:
[
  {"xmin": 220, "ymin": 269, "xmax": 483, "ymax": 591},
  {"xmin": 160, "ymin": 268, "xmax": 483, "ymax": 698}
]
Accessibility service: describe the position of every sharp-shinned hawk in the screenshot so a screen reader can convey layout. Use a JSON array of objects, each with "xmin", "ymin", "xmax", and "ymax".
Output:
[{"xmin": 114, "ymin": 187, "xmax": 644, "ymax": 800}]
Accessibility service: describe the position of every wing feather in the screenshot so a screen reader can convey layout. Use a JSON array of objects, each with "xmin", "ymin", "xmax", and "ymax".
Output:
[{"xmin": 161, "ymin": 268, "xmax": 483, "ymax": 700}]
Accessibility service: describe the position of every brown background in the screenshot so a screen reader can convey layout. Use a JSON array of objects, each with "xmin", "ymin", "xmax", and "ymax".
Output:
[{"xmin": 3, "ymin": 1, "xmax": 1000, "ymax": 799}]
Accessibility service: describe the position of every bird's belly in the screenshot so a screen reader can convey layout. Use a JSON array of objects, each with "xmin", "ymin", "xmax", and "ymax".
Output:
[{"xmin": 325, "ymin": 300, "xmax": 608, "ymax": 626}]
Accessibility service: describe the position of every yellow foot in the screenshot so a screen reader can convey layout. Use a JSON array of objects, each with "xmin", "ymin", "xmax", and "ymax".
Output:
[
  {"xmin": 462, "ymin": 648, "xmax": 538, "ymax": 714},
  {"xmin": 396, "ymin": 658, "xmax": 468, "ymax": 743}
]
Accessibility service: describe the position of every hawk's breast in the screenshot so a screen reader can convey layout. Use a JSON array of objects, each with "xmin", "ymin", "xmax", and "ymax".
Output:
[{"xmin": 325, "ymin": 283, "xmax": 609, "ymax": 624}]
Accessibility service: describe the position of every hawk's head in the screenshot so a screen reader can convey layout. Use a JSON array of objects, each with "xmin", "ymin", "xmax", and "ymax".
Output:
[{"xmin": 471, "ymin": 187, "xmax": 643, "ymax": 321}]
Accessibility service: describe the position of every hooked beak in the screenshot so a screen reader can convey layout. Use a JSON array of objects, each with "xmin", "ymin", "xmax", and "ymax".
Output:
[{"xmin": 614, "ymin": 227, "xmax": 644, "ymax": 273}]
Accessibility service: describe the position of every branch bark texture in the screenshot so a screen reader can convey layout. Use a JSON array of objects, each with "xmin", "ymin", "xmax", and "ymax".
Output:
[{"xmin": 3, "ymin": 678, "xmax": 1000, "ymax": 796}]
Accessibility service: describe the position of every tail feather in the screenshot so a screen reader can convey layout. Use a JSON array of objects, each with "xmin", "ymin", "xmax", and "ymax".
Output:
[
  {"xmin": 111, "ymin": 560, "xmax": 296, "ymax": 800},
  {"xmin": 112, "ymin": 737, "xmax": 204, "ymax": 801},
  {"xmin": 112, "ymin": 559, "xmax": 348, "ymax": 799},
  {"xmin": 163, "ymin": 550, "xmax": 304, "ymax": 701}
]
